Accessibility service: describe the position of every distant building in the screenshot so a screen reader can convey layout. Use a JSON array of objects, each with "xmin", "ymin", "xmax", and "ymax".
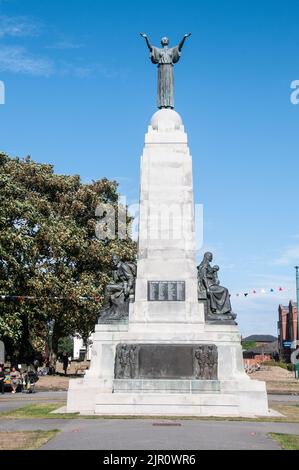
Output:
[
  {"xmin": 73, "ymin": 335, "xmax": 93, "ymax": 361},
  {"xmin": 242, "ymin": 334, "xmax": 279, "ymax": 369},
  {"xmin": 242, "ymin": 334, "xmax": 277, "ymax": 346},
  {"xmin": 243, "ymin": 340, "xmax": 279, "ymax": 362},
  {"xmin": 278, "ymin": 301, "xmax": 298, "ymax": 362}
]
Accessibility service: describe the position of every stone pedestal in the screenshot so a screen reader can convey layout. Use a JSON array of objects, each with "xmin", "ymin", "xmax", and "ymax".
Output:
[{"xmin": 67, "ymin": 109, "xmax": 269, "ymax": 417}]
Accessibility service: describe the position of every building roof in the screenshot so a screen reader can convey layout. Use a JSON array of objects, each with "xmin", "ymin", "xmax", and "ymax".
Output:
[{"xmin": 243, "ymin": 335, "xmax": 277, "ymax": 342}]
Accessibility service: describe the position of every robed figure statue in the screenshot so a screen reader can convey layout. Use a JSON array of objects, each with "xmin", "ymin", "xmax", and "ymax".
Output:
[
  {"xmin": 98, "ymin": 255, "xmax": 136, "ymax": 323},
  {"xmin": 197, "ymin": 252, "xmax": 236, "ymax": 322},
  {"xmin": 140, "ymin": 33, "xmax": 191, "ymax": 109}
]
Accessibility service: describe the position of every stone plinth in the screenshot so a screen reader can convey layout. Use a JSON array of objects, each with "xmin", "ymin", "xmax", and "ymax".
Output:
[
  {"xmin": 66, "ymin": 110, "xmax": 269, "ymax": 417},
  {"xmin": 133, "ymin": 109, "xmax": 202, "ymax": 325}
]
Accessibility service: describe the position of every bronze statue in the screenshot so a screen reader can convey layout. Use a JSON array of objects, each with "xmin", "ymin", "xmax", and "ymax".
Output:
[
  {"xmin": 98, "ymin": 255, "xmax": 136, "ymax": 323},
  {"xmin": 194, "ymin": 346, "xmax": 204, "ymax": 379},
  {"xmin": 140, "ymin": 32, "xmax": 191, "ymax": 109},
  {"xmin": 115, "ymin": 344, "xmax": 138, "ymax": 379},
  {"xmin": 197, "ymin": 252, "xmax": 236, "ymax": 322},
  {"xmin": 194, "ymin": 345, "xmax": 218, "ymax": 380},
  {"xmin": 115, "ymin": 345, "xmax": 131, "ymax": 379}
]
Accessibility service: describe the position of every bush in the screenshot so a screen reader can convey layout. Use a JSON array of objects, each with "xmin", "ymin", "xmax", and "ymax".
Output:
[{"xmin": 241, "ymin": 341, "xmax": 257, "ymax": 351}]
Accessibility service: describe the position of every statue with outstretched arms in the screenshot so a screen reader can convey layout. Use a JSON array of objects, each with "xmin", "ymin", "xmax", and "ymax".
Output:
[{"xmin": 140, "ymin": 32, "xmax": 191, "ymax": 109}]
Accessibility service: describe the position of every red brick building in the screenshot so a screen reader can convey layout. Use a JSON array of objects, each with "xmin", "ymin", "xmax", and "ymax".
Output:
[{"xmin": 278, "ymin": 301, "xmax": 298, "ymax": 362}]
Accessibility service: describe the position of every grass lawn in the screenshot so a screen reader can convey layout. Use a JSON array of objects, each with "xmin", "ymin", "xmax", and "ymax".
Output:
[
  {"xmin": 0, "ymin": 430, "xmax": 59, "ymax": 450},
  {"xmin": 268, "ymin": 403, "xmax": 299, "ymax": 423},
  {"xmin": 0, "ymin": 403, "xmax": 79, "ymax": 419},
  {"xmin": 0, "ymin": 401, "xmax": 299, "ymax": 423},
  {"xmin": 269, "ymin": 433, "xmax": 299, "ymax": 450}
]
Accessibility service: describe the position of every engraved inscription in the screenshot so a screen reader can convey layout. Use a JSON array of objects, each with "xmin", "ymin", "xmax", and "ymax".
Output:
[
  {"xmin": 168, "ymin": 282, "xmax": 177, "ymax": 301},
  {"xmin": 148, "ymin": 281, "xmax": 186, "ymax": 301},
  {"xmin": 177, "ymin": 281, "xmax": 185, "ymax": 301},
  {"xmin": 149, "ymin": 282, "xmax": 159, "ymax": 301},
  {"xmin": 159, "ymin": 282, "xmax": 168, "ymax": 301}
]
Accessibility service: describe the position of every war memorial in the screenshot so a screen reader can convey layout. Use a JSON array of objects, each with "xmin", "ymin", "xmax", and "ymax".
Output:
[{"xmin": 66, "ymin": 33, "xmax": 269, "ymax": 417}]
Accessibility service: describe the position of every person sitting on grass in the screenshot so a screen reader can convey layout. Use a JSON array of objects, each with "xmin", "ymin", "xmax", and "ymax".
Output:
[{"xmin": 10, "ymin": 366, "xmax": 21, "ymax": 394}]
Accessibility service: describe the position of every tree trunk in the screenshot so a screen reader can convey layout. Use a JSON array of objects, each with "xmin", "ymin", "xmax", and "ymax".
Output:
[{"xmin": 49, "ymin": 321, "xmax": 62, "ymax": 373}]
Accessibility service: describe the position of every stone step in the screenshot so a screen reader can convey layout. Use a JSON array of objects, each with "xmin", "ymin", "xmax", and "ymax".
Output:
[
  {"xmin": 113, "ymin": 379, "xmax": 221, "ymax": 394},
  {"xmin": 94, "ymin": 392, "xmax": 240, "ymax": 416}
]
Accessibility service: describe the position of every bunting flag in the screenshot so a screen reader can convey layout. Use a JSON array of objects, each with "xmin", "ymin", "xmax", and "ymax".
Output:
[
  {"xmin": 0, "ymin": 295, "xmax": 104, "ymax": 302},
  {"xmin": 0, "ymin": 286, "xmax": 291, "ymax": 302},
  {"xmin": 231, "ymin": 286, "xmax": 291, "ymax": 298}
]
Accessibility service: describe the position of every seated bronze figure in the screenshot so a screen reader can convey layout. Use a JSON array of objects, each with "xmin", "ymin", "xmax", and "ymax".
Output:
[{"xmin": 197, "ymin": 252, "xmax": 236, "ymax": 322}]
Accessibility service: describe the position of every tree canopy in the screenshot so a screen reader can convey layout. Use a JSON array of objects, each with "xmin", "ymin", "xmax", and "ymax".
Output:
[{"xmin": 0, "ymin": 152, "xmax": 136, "ymax": 364}]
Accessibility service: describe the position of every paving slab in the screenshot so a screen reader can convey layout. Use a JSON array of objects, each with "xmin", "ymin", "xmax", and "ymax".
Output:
[{"xmin": 36, "ymin": 419, "xmax": 299, "ymax": 450}]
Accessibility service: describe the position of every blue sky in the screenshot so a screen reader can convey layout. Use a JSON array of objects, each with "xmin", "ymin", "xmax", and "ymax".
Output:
[{"xmin": 0, "ymin": 0, "xmax": 298, "ymax": 336}]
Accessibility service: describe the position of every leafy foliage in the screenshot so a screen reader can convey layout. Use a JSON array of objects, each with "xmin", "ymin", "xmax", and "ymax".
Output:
[
  {"xmin": 57, "ymin": 336, "xmax": 74, "ymax": 358},
  {"xmin": 241, "ymin": 341, "xmax": 257, "ymax": 351},
  {"xmin": 0, "ymin": 153, "xmax": 136, "ymax": 364}
]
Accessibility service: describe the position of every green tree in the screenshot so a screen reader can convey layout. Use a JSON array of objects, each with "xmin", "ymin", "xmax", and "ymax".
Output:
[
  {"xmin": 0, "ymin": 153, "xmax": 136, "ymax": 366},
  {"xmin": 57, "ymin": 336, "xmax": 74, "ymax": 358},
  {"xmin": 241, "ymin": 341, "xmax": 257, "ymax": 351}
]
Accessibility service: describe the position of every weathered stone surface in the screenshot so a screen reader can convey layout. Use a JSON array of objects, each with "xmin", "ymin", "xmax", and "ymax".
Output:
[
  {"xmin": 114, "ymin": 343, "xmax": 218, "ymax": 380},
  {"xmin": 113, "ymin": 379, "xmax": 220, "ymax": 393}
]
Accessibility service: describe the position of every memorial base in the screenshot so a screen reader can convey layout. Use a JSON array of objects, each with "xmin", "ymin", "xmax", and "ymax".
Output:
[
  {"xmin": 66, "ymin": 109, "xmax": 269, "ymax": 418},
  {"xmin": 67, "ymin": 303, "xmax": 270, "ymax": 417}
]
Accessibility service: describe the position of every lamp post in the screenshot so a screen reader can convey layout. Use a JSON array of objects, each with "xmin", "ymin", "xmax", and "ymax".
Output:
[{"xmin": 295, "ymin": 266, "xmax": 299, "ymax": 379}]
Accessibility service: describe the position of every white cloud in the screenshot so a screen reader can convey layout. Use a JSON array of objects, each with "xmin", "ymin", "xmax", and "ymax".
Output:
[
  {"xmin": 0, "ymin": 15, "xmax": 126, "ymax": 79},
  {"xmin": 274, "ymin": 244, "xmax": 299, "ymax": 266},
  {"xmin": 46, "ymin": 41, "xmax": 83, "ymax": 50},
  {"xmin": 0, "ymin": 15, "xmax": 41, "ymax": 38},
  {"xmin": 0, "ymin": 46, "xmax": 124, "ymax": 79},
  {"xmin": 0, "ymin": 46, "xmax": 53, "ymax": 76},
  {"xmin": 56, "ymin": 61, "xmax": 127, "ymax": 80}
]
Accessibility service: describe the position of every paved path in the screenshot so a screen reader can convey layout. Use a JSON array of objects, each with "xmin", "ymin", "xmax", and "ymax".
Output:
[
  {"xmin": 1, "ymin": 392, "xmax": 299, "ymax": 449},
  {"xmin": 268, "ymin": 394, "xmax": 299, "ymax": 402},
  {"xmin": 40, "ymin": 420, "xmax": 299, "ymax": 450},
  {"xmin": 0, "ymin": 418, "xmax": 298, "ymax": 450}
]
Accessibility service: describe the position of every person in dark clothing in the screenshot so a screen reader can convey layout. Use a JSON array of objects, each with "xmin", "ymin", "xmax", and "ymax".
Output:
[
  {"xmin": 0, "ymin": 367, "xmax": 6, "ymax": 394},
  {"xmin": 61, "ymin": 353, "xmax": 69, "ymax": 376}
]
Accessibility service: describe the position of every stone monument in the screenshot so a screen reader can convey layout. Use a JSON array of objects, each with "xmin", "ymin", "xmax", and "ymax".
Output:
[{"xmin": 67, "ymin": 34, "xmax": 269, "ymax": 416}]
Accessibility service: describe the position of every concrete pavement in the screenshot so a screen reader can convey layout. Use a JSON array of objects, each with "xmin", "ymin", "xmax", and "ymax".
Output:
[
  {"xmin": 40, "ymin": 419, "xmax": 299, "ymax": 450},
  {"xmin": 1, "ymin": 391, "xmax": 299, "ymax": 450},
  {"xmin": 0, "ymin": 417, "xmax": 298, "ymax": 450}
]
